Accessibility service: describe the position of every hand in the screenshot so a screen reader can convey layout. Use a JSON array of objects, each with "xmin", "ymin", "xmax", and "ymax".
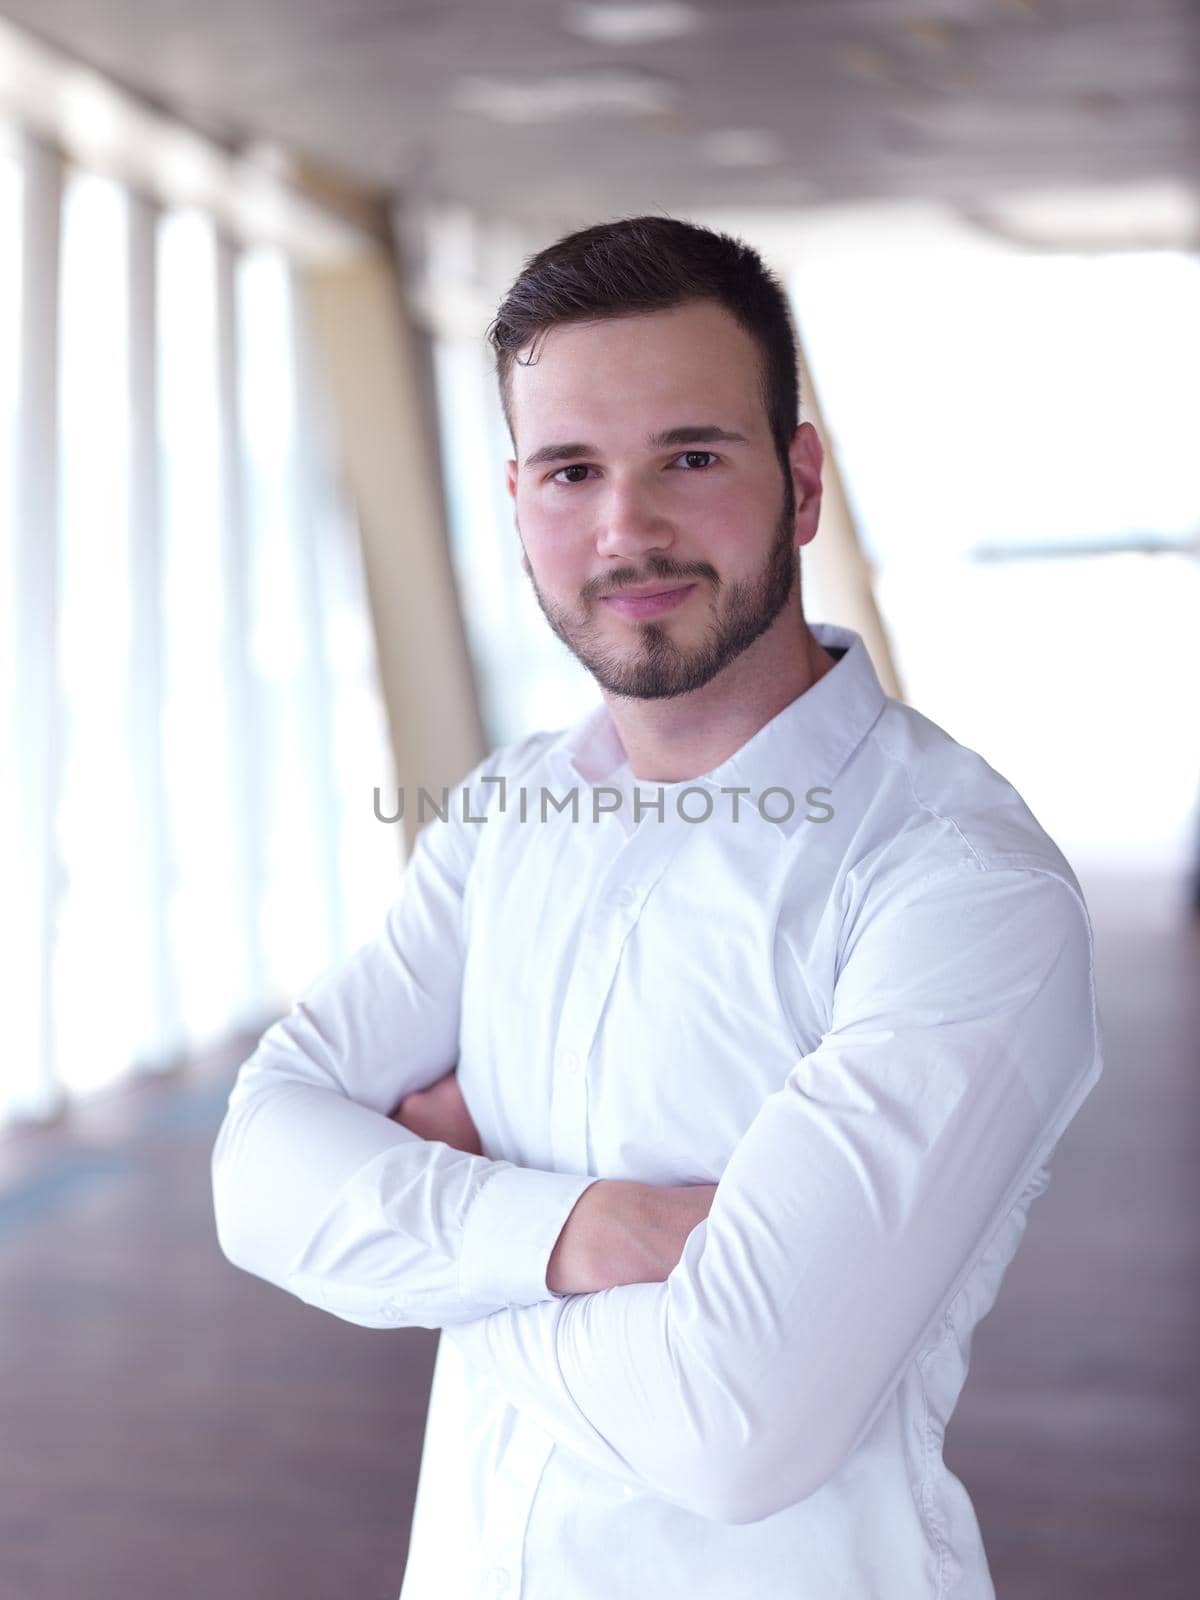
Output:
[
  {"xmin": 546, "ymin": 1179, "xmax": 718, "ymax": 1296},
  {"xmin": 390, "ymin": 1069, "xmax": 483, "ymax": 1156}
]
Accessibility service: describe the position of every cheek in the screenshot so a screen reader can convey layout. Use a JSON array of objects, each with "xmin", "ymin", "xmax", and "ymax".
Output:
[
  {"xmin": 704, "ymin": 484, "xmax": 782, "ymax": 556},
  {"xmin": 519, "ymin": 534, "xmax": 577, "ymax": 597},
  {"xmin": 518, "ymin": 499, "xmax": 586, "ymax": 580},
  {"xmin": 690, "ymin": 500, "xmax": 752, "ymax": 562}
]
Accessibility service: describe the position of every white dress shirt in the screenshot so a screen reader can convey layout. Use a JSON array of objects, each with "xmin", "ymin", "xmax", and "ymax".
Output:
[{"xmin": 211, "ymin": 620, "xmax": 1104, "ymax": 1600}]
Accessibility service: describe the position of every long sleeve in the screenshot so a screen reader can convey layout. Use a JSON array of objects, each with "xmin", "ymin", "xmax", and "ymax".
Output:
[
  {"xmin": 211, "ymin": 751, "xmax": 597, "ymax": 1330},
  {"xmin": 443, "ymin": 864, "xmax": 1103, "ymax": 1522}
]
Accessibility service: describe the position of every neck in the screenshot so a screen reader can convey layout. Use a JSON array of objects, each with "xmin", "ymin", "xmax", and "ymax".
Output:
[{"xmin": 599, "ymin": 607, "xmax": 838, "ymax": 783}]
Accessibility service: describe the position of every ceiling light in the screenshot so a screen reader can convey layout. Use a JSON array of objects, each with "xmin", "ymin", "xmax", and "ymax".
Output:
[
  {"xmin": 452, "ymin": 69, "xmax": 676, "ymax": 123},
  {"xmin": 972, "ymin": 180, "xmax": 1200, "ymax": 253},
  {"xmin": 699, "ymin": 129, "xmax": 784, "ymax": 168},
  {"xmin": 563, "ymin": 2, "xmax": 700, "ymax": 45}
]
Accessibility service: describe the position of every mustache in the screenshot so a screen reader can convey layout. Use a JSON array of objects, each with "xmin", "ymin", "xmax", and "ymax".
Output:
[{"xmin": 582, "ymin": 560, "xmax": 718, "ymax": 602}]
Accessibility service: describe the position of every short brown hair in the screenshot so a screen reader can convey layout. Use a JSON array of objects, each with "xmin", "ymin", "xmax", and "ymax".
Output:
[{"xmin": 488, "ymin": 215, "xmax": 800, "ymax": 470}]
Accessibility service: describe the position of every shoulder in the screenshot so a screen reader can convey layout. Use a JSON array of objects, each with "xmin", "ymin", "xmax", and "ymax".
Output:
[
  {"xmin": 813, "ymin": 696, "xmax": 1095, "ymax": 995},
  {"xmin": 855, "ymin": 696, "xmax": 1080, "ymax": 888}
]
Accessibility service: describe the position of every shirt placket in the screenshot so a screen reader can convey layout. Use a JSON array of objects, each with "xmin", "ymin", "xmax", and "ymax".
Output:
[
  {"xmin": 475, "ymin": 790, "xmax": 705, "ymax": 1599},
  {"xmin": 474, "ymin": 1420, "xmax": 555, "ymax": 1600},
  {"xmin": 549, "ymin": 800, "xmax": 699, "ymax": 1175}
]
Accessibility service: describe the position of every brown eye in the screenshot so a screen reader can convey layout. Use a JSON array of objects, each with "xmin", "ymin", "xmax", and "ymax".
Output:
[
  {"xmin": 553, "ymin": 464, "xmax": 592, "ymax": 484},
  {"xmin": 676, "ymin": 451, "xmax": 718, "ymax": 470}
]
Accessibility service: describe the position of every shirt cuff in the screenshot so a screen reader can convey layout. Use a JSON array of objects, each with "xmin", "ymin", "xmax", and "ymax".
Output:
[{"xmin": 459, "ymin": 1165, "xmax": 600, "ymax": 1308}]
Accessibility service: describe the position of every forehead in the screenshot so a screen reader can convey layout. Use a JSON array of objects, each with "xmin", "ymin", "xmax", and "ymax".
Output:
[{"xmin": 507, "ymin": 300, "xmax": 766, "ymax": 444}]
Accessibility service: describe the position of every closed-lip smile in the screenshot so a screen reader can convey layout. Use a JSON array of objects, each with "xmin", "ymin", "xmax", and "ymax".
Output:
[
  {"xmin": 598, "ymin": 582, "xmax": 698, "ymax": 618},
  {"xmin": 603, "ymin": 581, "xmax": 694, "ymax": 600}
]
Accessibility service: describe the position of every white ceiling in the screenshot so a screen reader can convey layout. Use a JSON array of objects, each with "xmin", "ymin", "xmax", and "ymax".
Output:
[{"xmin": 0, "ymin": 0, "xmax": 1195, "ymax": 237}]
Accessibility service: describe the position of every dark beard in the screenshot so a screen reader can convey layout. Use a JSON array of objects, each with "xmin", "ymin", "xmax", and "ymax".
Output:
[{"xmin": 525, "ymin": 477, "xmax": 799, "ymax": 701}]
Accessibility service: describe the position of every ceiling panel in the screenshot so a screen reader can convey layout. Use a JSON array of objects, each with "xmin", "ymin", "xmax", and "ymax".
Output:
[{"xmin": 0, "ymin": 0, "xmax": 1194, "ymax": 232}]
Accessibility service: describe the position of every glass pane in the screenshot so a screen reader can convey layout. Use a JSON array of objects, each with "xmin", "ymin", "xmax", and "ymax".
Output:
[
  {"xmin": 291, "ymin": 313, "xmax": 401, "ymax": 951},
  {"xmin": 791, "ymin": 247, "xmax": 1200, "ymax": 871},
  {"xmin": 791, "ymin": 250, "xmax": 1200, "ymax": 565},
  {"xmin": 875, "ymin": 551, "xmax": 1200, "ymax": 872},
  {"xmin": 0, "ymin": 140, "xmax": 27, "ymax": 1121},
  {"xmin": 238, "ymin": 247, "xmax": 330, "ymax": 1002},
  {"xmin": 53, "ymin": 170, "xmax": 142, "ymax": 1097},
  {"xmin": 158, "ymin": 208, "xmax": 240, "ymax": 1048}
]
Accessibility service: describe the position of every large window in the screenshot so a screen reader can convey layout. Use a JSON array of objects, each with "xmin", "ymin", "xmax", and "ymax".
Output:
[
  {"xmin": 54, "ymin": 172, "xmax": 140, "ymax": 1096},
  {"xmin": 792, "ymin": 245, "xmax": 1200, "ymax": 873},
  {"xmin": 0, "ymin": 132, "xmax": 28, "ymax": 1112},
  {"xmin": 1, "ymin": 136, "xmax": 395, "ymax": 1126}
]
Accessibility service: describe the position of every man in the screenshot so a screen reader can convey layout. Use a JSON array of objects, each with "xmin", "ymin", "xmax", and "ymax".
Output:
[{"xmin": 212, "ymin": 216, "xmax": 1103, "ymax": 1599}]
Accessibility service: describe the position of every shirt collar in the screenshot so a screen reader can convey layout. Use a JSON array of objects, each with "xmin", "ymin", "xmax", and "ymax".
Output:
[{"xmin": 543, "ymin": 621, "xmax": 888, "ymax": 824}]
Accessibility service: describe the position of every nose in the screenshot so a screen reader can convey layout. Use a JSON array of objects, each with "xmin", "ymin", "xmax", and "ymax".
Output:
[{"xmin": 594, "ymin": 478, "xmax": 675, "ymax": 562}]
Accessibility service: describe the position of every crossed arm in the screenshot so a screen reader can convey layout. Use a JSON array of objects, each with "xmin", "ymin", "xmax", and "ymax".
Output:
[
  {"xmin": 214, "ymin": 830, "xmax": 1100, "ymax": 1525},
  {"xmin": 395, "ymin": 867, "xmax": 1102, "ymax": 1524},
  {"xmin": 390, "ymin": 1071, "xmax": 713, "ymax": 1296}
]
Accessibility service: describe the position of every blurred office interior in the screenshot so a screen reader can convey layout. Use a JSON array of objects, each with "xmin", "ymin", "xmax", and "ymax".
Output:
[{"xmin": 0, "ymin": 2, "xmax": 1196, "ymax": 1596}]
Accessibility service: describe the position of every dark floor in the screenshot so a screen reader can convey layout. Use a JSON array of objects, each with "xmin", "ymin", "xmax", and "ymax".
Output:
[{"xmin": 0, "ymin": 863, "xmax": 1196, "ymax": 1600}]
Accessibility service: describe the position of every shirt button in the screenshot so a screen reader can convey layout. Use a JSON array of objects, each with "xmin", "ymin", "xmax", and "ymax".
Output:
[
  {"xmin": 485, "ymin": 1568, "xmax": 511, "ymax": 1596},
  {"xmin": 560, "ymin": 1050, "xmax": 580, "ymax": 1075},
  {"xmin": 615, "ymin": 886, "xmax": 638, "ymax": 910},
  {"xmin": 381, "ymin": 1302, "xmax": 402, "ymax": 1323}
]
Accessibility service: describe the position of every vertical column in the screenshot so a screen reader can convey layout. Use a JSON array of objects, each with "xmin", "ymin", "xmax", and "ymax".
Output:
[
  {"xmin": 286, "ymin": 261, "xmax": 345, "ymax": 966},
  {"xmin": 794, "ymin": 338, "xmax": 905, "ymax": 702},
  {"xmin": 302, "ymin": 240, "xmax": 486, "ymax": 854},
  {"xmin": 11, "ymin": 134, "xmax": 64, "ymax": 1119},
  {"xmin": 127, "ymin": 188, "xmax": 182, "ymax": 1064},
  {"xmin": 214, "ymin": 230, "xmax": 269, "ymax": 1021}
]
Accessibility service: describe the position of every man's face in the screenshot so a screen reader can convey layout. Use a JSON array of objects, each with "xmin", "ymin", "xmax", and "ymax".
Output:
[{"xmin": 505, "ymin": 299, "xmax": 823, "ymax": 700}]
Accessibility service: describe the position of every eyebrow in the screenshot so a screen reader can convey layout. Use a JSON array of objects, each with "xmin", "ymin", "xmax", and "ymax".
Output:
[{"xmin": 522, "ymin": 425, "xmax": 750, "ymax": 471}]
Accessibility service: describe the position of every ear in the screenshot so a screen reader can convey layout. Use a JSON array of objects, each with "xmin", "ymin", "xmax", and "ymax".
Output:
[
  {"xmin": 506, "ymin": 461, "xmax": 531, "ymax": 573},
  {"xmin": 788, "ymin": 422, "xmax": 823, "ymax": 550}
]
